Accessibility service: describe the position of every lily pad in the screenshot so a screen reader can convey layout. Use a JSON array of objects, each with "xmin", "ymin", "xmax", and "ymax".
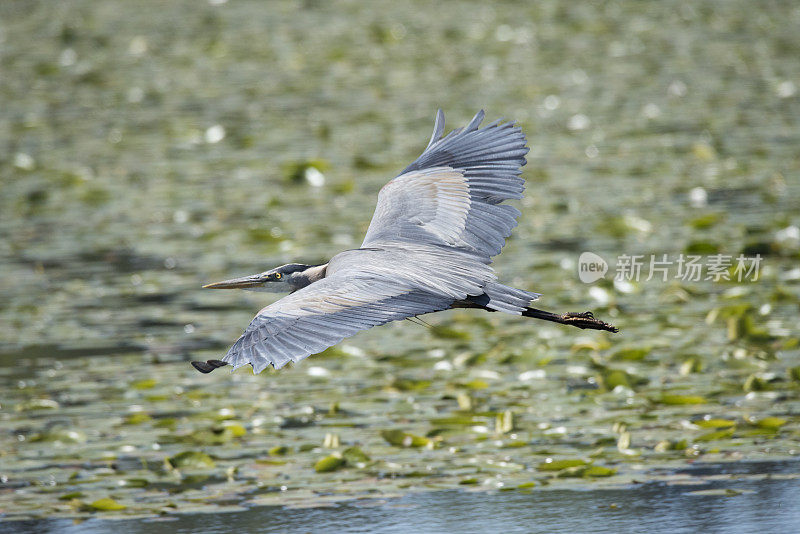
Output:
[
  {"xmin": 221, "ymin": 421, "xmax": 247, "ymax": 437},
  {"xmin": 658, "ymin": 394, "xmax": 708, "ymax": 405},
  {"xmin": 609, "ymin": 347, "xmax": 650, "ymax": 361},
  {"xmin": 124, "ymin": 412, "xmax": 152, "ymax": 425},
  {"xmin": 269, "ymin": 445, "xmax": 290, "ymax": 456},
  {"xmin": 58, "ymin": 492, "xmax": 85, "ymax": 501},
  {"xmin": 459, "ymin": 379, "xmax": 489, "ymax": 390},
  {"xmin": 131, "ymin": 378, "xmax": 157, "ymax": 390},
  {"xmin": 598, "ymin": 369, "xmax": 647, "ymax": 390},
  {"xmin": 314, "ymin": 454, "xmax": 344, "ymax": 473},
  {"xmin": 557, "ymin": 465, "xmax": 618, "ymax": 478},
  {"xmin": 537, "ymin": 459, "xmax": 588, "ymax": 471},
  {"xmin": 342, "ymin": 446, "xmax": 371, "ymax": 465},
  {"xmin": 694, "ymin": 418, "xmax": 736, "ymax": 429},
  {"xmin": 753, "ymin": 417, "xmax": 787, "ymax": 430},
  {"xmin": 381, "ymin": 430, "xmax": 431, "ymax": 448},
  {"xmin": 430, "ymin": 325, "xmax": 471, "ymax": 340},
  {"xmin": 167, "ymin": 451, "xmax": 216, "ymax": 470},
  {"xmin": 391, "ymin": 378, "xmax": 431, "ymax": 391},
  {"xmin": 694, "ymin": 428, "xmax": 735, "ymax": 442},
  {"xmin": 88, "ymin": 498, "xmax": 127, "ymax": 511}
]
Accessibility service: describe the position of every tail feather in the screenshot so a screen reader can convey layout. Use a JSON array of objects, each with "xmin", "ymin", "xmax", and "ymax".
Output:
[{"xmin": 480, "ymin": 282, "xmax": 540, "ymax": 314}]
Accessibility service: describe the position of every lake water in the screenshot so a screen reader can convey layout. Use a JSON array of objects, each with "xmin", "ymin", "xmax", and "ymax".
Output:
[
  {"xmin": 14, "ymin": 460, "xmax": 800, "ymax": 533},
  {"xmin": 1, "ymin": 0, "xmax": 799, "ymax": 528}
]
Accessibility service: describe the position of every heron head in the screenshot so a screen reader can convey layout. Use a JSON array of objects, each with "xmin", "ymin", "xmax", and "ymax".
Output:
[{"xmin": 203, "ymin": 263, "xmax": 326, "ymax": 292}]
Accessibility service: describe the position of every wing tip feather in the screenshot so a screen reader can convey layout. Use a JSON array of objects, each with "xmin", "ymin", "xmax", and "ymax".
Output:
[{"xmin": 427, "ymin": 108, "xmax": 446, "ymax": 149}]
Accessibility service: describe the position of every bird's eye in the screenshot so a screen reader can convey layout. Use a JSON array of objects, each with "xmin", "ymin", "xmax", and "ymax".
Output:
[{"xmin": 274, "ymin": 273, "xmax": 282, "ymax": 280}]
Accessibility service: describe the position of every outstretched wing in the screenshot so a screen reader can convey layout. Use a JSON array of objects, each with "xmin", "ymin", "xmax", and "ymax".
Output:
[
  {"xmin": 221, "ymin": 268, "xmax": 454, "ymax": 373},
  {"xmin": 362, "ymin": 110, "xmax": 528, "ymax": 259}
]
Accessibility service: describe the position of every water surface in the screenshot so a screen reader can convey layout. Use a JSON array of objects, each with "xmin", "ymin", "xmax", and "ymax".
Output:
[{"xmin": 1, "ymin": 0, "xmax": 799, "ymax": 526}]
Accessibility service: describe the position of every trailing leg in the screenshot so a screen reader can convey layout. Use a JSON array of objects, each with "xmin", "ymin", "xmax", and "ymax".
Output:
[{"xmin": 522, "ymin": 307, "xmax": 618, "ymax": 333}]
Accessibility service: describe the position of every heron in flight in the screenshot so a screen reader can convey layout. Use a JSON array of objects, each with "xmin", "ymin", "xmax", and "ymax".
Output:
[{"xmin": 194, "ymin": 110, "xmax": 617, "ymax": 374}]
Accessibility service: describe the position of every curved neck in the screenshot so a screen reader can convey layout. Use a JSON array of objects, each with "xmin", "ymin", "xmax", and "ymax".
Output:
[{"xmin": 290, "ymin": 263, "xmax": 328, "ymax": 290}]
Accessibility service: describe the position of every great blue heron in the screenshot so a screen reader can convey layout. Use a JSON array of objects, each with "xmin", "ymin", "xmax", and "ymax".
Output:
[{"xmin": 194, "ymin": 110, "xmax": 618, "ymax": 374}]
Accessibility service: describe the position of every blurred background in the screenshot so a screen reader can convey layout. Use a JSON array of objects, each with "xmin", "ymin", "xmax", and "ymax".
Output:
[{"xmin": 1, "ymin": 0, "xmax": 799, "ymax": 528}]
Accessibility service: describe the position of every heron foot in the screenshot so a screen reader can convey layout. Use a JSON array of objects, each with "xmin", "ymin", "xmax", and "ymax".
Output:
[
  {"xmin": 191, "ymin": 359, "xmax": 228, "ymax": 373},
  {"xmin": 562, "ymin": 311, "xmax": 619, "ymax": 333}
]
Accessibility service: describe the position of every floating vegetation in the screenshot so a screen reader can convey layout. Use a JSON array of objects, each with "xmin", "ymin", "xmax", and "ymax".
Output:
[
  {"xmin": 86, "ymin": 498, "xmax": 127, "ymax": 512},
  {"xmin": 314, "ymin": 454, "xmax": 345, "ymax": 473},
  {"xmin": 381, "ymin": 430, "xmax": 434, "ymax": 448},
  {"xmin": 538, "ymin": 459, "xmax": 589, "ymax": 472},
  {"xmin": 694, "ymin": 418, "xmax": 736, "ymax": 429},
  {"xmin": 341, "ymin": 446, "xmax": 371, "ymax": 465},
  {"xmin": 1, "ymin": 0, "xmax": 799, "ymax": 523},
  {"xmin": 166, "ymin": 451, "xmax": 217, "ymax": 470},
  {"xmin": 658, "ymin": 394, "xmax": 708, "ymax": 406},
  {"xmin": 430, "ymin": 325, "xmax": 472, "ymax": 341},
  {"xmin": 753, "ymin": 417, "xmax": 787, "ymax": 430},
  {"xmin": 281, "ymin": 159, "xmax": 330, "ymax": 185},
  {"xmin": 557, "ymin": 465, "xmax": 618, "ymax": 478},
  {"xmin": 269, "ymin": 445, "xmax": 290, "ymax": 456}
]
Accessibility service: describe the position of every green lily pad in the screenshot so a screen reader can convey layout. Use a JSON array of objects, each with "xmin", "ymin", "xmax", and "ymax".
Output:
[
  {"xmin": 685, "ymin": 240, "xmax": 719, "ymax": 254},
  {"xmin": 754, "ymin": 417, "xmax": 787, "ymax": 430},
  {"xmin": 119, "ymin": 478, "xmax": 149, "ymax": 488},
  {"xmin": 124, "ymin": 412, "xmax": 152, "ymax": 425},
  {"xmin": 342, "ymin": 446, "xmax": 370, "ymax": 465},
  {"xmin": 695, "ymin": 427, "xmax": 735, "ymax": 442},
  {"xmin": 743, "ymin": 375, "xmax": 769, "ymax": 392},
  {"xmin": 221, "ymin": 421, "xmax": 247, "ymax": 437},
  {"xmin": 459, "ymin": 379, "xmax": 489, "ymax": 390},
  {"xmin": 538, "ymin": 459, "xmax": 588, "ymax": 471},
  {"xmin": 557, "ymin": 464, "xmax": 618, "ymax": 478},
  {"xmin": 789, "ymin": 366, "xmax": 800, "ymax": 382},
  {"xmin": 582, "ymin": 465, "xmax": 617, "ymax": 477},
  {"xmin": 167, "ymin": 451, "xmax": 216, "ymax": 469},
  {"xmin": 430, "ymin": 325, "xmax": 471, "ymax": 340},
  {"xmin": 391, "ymin": 378, "xmax": 432, "ymax": 391},
  {"xmin": 314, "ymin": 454, "xmax": 344, "ymax": 473},
  {"xmin": 689, "ymin": 213, "xmax": 724, "ymax": 229},
  {"xmin": 131, "ymin": 378, "xmax": 157, "ymax": 390},
  {"xmin": 154, "ymin": 418, "xmax": 177, "ymax": 430},
  {"xmin": 609, "ymin": 347, "xmax": 650, "ymax": 361},
  {"xmin": 694, "ymin": 418, "xmax": 736, "ymax": 429},
  {"xmin": 659, "ymin": 394, "xmax": 708, "ymax": 405},
  {"xmin": 88, "ymin": 498, "xmax": 127, "ymax": 511},
  {"xmin": 381, "ymin": 429, "xmax": 431, "ymax": 448},
  {"xmin": 430, "ymin": 416, "xmax": 479, "ymax": 426},
  {"xmin": 58, "ymin": 492, "xmax": 85, "ymax": 501}
]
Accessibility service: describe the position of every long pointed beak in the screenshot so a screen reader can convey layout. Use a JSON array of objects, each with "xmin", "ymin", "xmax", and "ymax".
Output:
[{"xmin": 203, "ymin": 273, "xmax": 268, "ymax": 289}]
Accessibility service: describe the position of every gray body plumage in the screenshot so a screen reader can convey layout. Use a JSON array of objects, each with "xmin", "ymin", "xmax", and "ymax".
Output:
[{"xmin": 216, "ymin": 110, "xmax": 541, "ymax": 373}]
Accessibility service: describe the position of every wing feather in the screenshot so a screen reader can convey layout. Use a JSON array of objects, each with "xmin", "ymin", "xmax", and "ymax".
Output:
[
  {"xmin": 221, "ymin": 268, "xmax": 454, "ymax": 372},
  {"xmin": 362, "ymin": 109, "xmax": 528, "ymax": 260}
]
